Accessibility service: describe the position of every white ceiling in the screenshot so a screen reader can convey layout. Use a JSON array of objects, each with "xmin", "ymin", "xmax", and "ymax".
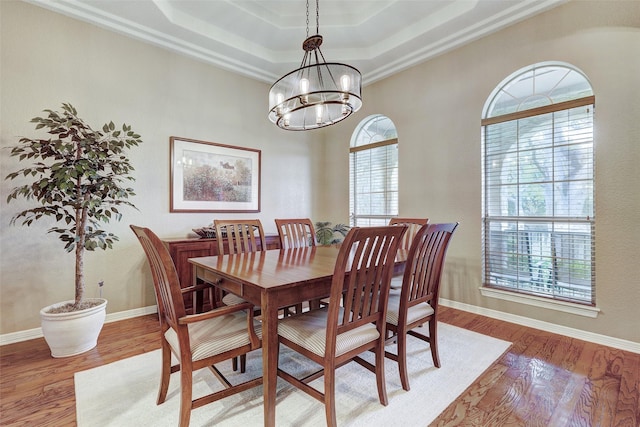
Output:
[{"xmin": 26, "ymin": 0, "xmax": 566, "ymax": 86}]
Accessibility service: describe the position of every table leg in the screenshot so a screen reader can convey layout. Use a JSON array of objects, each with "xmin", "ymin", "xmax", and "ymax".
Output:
[{"xmin": 261, "ymin": 292, "xmax": 278, "ymax": 427}]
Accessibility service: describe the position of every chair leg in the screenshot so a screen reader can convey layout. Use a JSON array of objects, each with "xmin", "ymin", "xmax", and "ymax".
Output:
[
  {"xmin": 429, "ymin": 320, "xmax": 441, "ymax": 368},
  {"xmin": 397, "ymin": 331, "xmax": 410, "ymax": 391},
  {"xmin": 232, "ymin": 357, "xmax": 238, "ymax": 371},
  {"xmin": 240, "ymin": 354, "xmax": 247, "ymax": 373},
  {"xmin": 179, "ymin": 358, "xmax": 193, "ymax": 427},
  {"xmin": 157, "ymin": 341, "xmax": 172, "ymax": 404},
  {"xmin": 324, "ymin": 366, "xmax": 337, "ymax": 427},
  {"xmin": 374, "ymin": 339, "xmax": 389, "ymax": 406}
]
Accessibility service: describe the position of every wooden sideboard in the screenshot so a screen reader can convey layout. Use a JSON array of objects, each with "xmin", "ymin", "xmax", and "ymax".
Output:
[{"xmin": 162, "ymin": 234, "xmax": 280, "ymax": 311}]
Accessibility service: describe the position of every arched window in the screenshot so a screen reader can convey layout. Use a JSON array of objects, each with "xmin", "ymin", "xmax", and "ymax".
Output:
[
  {"xmin": 482, "ymin": 62, "xmax": 595, "ymax": 305},
  {"xmin": 349, "ymin": 115, "xmax": 398, "ymax": 227}
]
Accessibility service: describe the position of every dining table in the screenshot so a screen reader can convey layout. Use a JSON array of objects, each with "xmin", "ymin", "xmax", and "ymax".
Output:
[{"xmin": 188, "ymin": 245, "xmax": 407, "ymax": 427}]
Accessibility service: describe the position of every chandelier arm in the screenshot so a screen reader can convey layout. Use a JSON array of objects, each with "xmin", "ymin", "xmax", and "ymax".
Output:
[
  {"xmin": 316, "ymin": 48, "xmax": 328, "ymax": 65},
  {"xmin": 299, "ymin": 51, "xmax": 310, "ymax": 69},
  {"xmin": 316, "ymin": 49, "xmax": 336, "ymax": 90}
]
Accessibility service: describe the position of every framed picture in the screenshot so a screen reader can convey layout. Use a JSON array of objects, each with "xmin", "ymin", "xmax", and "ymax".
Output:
[{"xmin": 170, "ymin": 137, "xmax": 261, "ymax": 213}]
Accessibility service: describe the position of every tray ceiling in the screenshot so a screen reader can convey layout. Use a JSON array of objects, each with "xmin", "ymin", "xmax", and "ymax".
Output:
[{"xmin": 26, "ymin": 0, "xmax": 566, "ymax": 85}]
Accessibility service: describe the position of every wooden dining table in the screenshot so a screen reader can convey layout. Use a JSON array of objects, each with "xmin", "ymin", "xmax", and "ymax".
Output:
[{"xmin": 188, "ymin": 245, "xmax": 407, "ymax": 427}]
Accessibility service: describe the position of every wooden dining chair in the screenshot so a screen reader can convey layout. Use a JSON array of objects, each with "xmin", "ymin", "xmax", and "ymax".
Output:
[
  {"xmin": 275, "ymin": 218, "xmax": 317, "ymax": 249},
  {"xmin": 130, "ymin": 225, "xmax": 263, "ymax": 427},
  {"xmin": 388, "ymin": 217, "xmax": 429, "ymax": 288},
  {"xmin": 214, "ymin": 218, "xmax": 267, "ymax": 254},
  {"xmin": 214, "ymin": 219, "xmax": 266, "ymax": 309},
  {"xmin": 384, "ymin": 222, "xmax": 458, "ymax": 391},
  {"xmin": 214, "ymin": 219, "xmax": 267, "ymax": 371},
  {"xmin": 277, "ymin": 225, "xmax": 407, "ymax": 427},
  {"xmin": 275, "ymin": 218, "xmax": 317, "ymax": 314}
]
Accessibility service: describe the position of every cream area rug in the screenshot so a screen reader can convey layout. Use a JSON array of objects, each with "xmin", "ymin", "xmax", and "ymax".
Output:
[{"xmin": 75, "ymin": 323, "xmax": 510, "ymax": 427}]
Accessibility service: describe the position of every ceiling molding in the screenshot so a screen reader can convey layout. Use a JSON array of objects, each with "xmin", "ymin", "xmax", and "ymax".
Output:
[{"xmin": 24, "ymin": 0, "xmax": 567, "ymax": 86}]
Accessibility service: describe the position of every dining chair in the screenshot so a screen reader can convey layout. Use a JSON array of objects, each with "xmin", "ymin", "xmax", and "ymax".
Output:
[
  {"xmin": 214, "ymin": 218, "xmax": 267, "ymax": 254},
  {"xmin": 277, "ymin": 225, "xmax": 407, "ymax": 427},
  {"xmin": 214, "ymin": 219, "xmax": 267, "ymax": 371},
  {"xmin": 275, "ymin": 218, "xmax": 317, "ymax": 249},
  {"xmin": 214, "ymin": 219, "xmax": 266, "ymax": 309},
  {"xmin": 130, "ymin": 225, "xmax": 263, "ymax": 427},
  {"xmin": 388, "ymin": 217, "xmax": 429, "ymax": 288},
  {"xmin": 384, "ymin": 222, "xmax": 458, "ymax": 391},
  {"xmin": 275, "ymin": 218, "xmax": 317, "ymax": 314}
]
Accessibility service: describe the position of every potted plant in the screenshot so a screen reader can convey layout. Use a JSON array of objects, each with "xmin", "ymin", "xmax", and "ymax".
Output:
[
  {"xmin": 5, "ymin": 103, "xmax": 142, "ymax": 357},
  {"xmin": 315, "ymin": 221, "xmax": 350, "ymax": 245}
]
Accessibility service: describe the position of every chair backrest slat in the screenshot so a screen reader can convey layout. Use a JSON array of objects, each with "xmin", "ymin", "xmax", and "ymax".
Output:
[
  {"xmin": 275, "ymin": 218, "xmax": 316, "ymax": 249},
  {"xmin": 214, "ymin": 219, "xmax": 266, "ymax": 255},
  {"xmin": 326, "ymin": 226, "xmax": 407, "ymax": 345}
]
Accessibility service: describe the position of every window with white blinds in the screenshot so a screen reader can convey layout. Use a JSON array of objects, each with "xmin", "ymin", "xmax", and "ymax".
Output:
[
  {"xmin": 481, "ymin": 63, "xmax": 595, "ymax": 305},
  {"xmin": 349, "ymin": 115, "xmax": 398, "ymax": 227}
]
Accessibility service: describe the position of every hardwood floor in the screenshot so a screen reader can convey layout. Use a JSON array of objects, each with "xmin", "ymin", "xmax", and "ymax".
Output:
[{"xmin": 0, "ymin": 307, "xmax": 637, "ymax": 426}]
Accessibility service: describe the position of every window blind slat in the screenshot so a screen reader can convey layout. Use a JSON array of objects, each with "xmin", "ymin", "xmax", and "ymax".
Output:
[
  {"xmin": 482, "ymin": 103, "xmax": 594, "ymax": 305},
  {"xmin": 350, "ymin": 116, "xmax": 398, "ymax": 226}
]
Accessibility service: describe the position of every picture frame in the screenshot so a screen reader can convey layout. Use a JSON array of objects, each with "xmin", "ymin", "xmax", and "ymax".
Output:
[{"xmin": 170, "ymin": 136, "xmax": 261, "ymax": 213}]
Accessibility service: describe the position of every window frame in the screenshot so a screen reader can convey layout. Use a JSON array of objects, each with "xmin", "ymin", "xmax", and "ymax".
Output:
[
  {"xmin": 349, "ymin": 115, "xmax": 399, "ymax": 227},
  {"xmin": 480, "ymin": 63, "xmax": 597, "ymax": 316}
]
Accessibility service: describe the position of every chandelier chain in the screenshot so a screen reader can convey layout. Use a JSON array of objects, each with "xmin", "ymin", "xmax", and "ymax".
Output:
[
  {"xmin": 305, "ymin": 0, "xmax": 309, "ymax": 38},
  {"xmin": 316, "ymin": 0, "xmax": 319, "ymax": 35},
  {"xmin": 305, "ymin": 0, "xmax": 320, "ymax": 37}
]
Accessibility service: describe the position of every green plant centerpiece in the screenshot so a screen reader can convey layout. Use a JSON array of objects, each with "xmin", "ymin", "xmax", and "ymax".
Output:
[
  {"xmin": 315, "ymin": 221, "xmax": 350, "ymax": 245},
  {"xmin": 5, "ymin": 103, "xmax": 142, "ymax": 313}
]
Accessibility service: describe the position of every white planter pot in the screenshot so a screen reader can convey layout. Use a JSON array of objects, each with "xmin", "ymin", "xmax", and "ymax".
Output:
[{"xmin": 40, "ymin": 298, "xmax": 107, "ymax": 358}]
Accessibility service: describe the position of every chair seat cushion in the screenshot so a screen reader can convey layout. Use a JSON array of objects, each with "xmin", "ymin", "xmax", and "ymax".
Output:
[
  {"xmin": 165, "ymin": 311, "xmax": 262, "ymax": 362},
  {"xmin": 386, "ymin": 292, "xmax": 434, "ymax": 326},
  {"xmin": 278, "ymin": 307, "xmax": 379, "ymax": 357},
  {"xmin": 222, "ymin": 293, "xmax": 261, "ymax": 313},
  {"xmin": 222, "ymin": 293, "xmax": 247, "ymax": 306}
]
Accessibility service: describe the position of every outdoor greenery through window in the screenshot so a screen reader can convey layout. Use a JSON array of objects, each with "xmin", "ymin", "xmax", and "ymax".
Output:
[
  {"xmin": 482, "ymin": 62, "xmax": 595, "ymax": 305},
  {"xmin": 349, "ymin": 115, "xmax": 398, "ymax": 227}
]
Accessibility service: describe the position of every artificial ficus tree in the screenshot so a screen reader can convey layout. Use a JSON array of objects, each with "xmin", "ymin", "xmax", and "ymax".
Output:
[{"xmin": 5, "ymin": 103, "xmax": 142, "ymax": 311}]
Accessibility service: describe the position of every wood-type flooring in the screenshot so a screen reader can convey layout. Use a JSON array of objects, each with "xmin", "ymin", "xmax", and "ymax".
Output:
[{"xmin": 1, "ymin": 307, "xmax": 638, "ymax": 426}]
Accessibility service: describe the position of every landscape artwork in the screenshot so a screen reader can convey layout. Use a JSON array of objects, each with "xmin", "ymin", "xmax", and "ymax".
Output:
[{"xmin": 170, "ymin": 137, "xmax": 261, "ymax": 212}]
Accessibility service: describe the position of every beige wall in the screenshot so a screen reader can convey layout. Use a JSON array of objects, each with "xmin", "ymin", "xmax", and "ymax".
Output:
[
  {"xmin": 0, "ymin": 1, "xmax": 321, "ymax": 333},
  {"xmin": 1, "ymin": 1, "xmax": 639, "ymax": 344},
  {"xmin": 320, "ymin": 1, "xmax": 640, "ymax": 342}
]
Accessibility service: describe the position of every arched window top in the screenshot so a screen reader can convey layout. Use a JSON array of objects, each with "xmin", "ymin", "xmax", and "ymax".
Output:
[
  {"xmin": 483, "ymin": 62, "xmax": 593, "ymax": 119},
  {"xmin": 351, "ymin": 115, "xmax": 397, "ymax": 147}
]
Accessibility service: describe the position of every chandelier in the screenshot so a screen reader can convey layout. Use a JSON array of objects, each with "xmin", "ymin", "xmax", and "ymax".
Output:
[{"xmin": 268, "ymin": 0, "xmax": 362, "ymax": 131}]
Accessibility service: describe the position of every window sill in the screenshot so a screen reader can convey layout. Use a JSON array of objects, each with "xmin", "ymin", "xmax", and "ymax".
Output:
[{"xmin": 479, "ymin": 287, "xmax": 600, "ymax": 318}]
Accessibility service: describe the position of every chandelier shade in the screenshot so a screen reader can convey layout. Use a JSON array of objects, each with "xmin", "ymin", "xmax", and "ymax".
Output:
[
  {"xmin": 268, "ymin": 1, "xmax": 362, "ymax": 131},
  {"xmin": 268, "ymin": 58, "xmax": 362, "ymax": 130}
]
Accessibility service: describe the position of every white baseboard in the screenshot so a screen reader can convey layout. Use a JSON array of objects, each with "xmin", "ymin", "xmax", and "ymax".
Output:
[
  {"xmin": 0, "ymin": 305, "xmax": 158, "ymax": 346},
  {"xmin": 3, "ymin": 302, "xmax": 639, "ymax": 354},
  {"xmin": 441, "ymin": 299, "xmax": 640, "ymax": 354}
]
